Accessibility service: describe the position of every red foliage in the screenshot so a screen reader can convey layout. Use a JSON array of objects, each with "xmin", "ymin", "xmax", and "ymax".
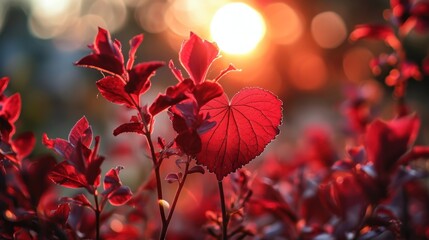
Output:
[
  {"xmin": 197, "ymin": 88, "xmax": 282, "ymax": 180},
  {"xmin": 2, "ymin": 2, "xmax": 429, "ymax": 237}
]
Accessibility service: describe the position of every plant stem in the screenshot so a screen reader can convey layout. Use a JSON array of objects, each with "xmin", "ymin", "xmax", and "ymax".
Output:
[
  {"xmin": 93, "ymin": 192, "xmax": 100, "ymax": 240},
  {"xmin": 159, "ymin": 157, "xmax": 191, "ymax": 240},
  {"xmin": 145, "ymin": 132, "xmax": 167, "ymax": 223},
  {"xmin": 218, "ymin": 180, "xmax": 229, "ymax": 240},
  {"xmin": 128, "ymin": 94, "xmax": 168, "ymax": 237}
]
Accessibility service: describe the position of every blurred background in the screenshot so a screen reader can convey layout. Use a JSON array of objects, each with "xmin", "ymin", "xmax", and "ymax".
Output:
[{"xmin": 0, "ymin": 0, "xmax": 428, "ymax": 184}]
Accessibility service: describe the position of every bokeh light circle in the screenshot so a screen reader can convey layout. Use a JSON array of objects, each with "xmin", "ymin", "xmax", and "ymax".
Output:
[
  {"xmin": 311, "ymin": 11, "xmax": 347, "ymax": 49},
  {"xmin": 264, "ymin": 3, "xmax": 303, "ymax": 45}
]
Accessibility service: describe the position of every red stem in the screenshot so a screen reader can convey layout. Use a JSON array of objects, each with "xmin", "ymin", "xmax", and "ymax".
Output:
[
  {"xmin": 218, "ymin": 180, "xmax": 229, "ymax": 240},
  {"xmin": 126, "ymin": 90, "xmax": 176, "ymax": 239},
  {"xmin": 93, "ymin": 192, "xmax": 100, "ymax": 240},
  {"xmin": 160, "ymin": 157, "xmax": 191, "ymax": 239}
]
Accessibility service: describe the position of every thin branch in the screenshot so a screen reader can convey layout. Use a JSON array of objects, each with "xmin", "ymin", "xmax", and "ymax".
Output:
[
  {"xmin": 160, "ymin": 156, "xmax": 191, "ymax": 239},
  {"xmin": 218, "ymin": 180, "xmax": 229, "ymax": 240},
  {"xmin": 93, "ymin": 192, "xmax": 100, "ymax": 240}
]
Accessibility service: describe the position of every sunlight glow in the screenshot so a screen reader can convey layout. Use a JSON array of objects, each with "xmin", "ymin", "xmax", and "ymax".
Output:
[{"xmin": 210, "ymin": 2, "xmax": 266, "ymax": 55}]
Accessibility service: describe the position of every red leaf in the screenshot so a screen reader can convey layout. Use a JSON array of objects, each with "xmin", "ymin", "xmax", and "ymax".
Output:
[
  {"xmin": 103, "ymin": 166, "xmax": 132, "ymax": 206},
  {"xmin": 69, "ymin": 116, "xmax": 92, "ymax": 148},
  {"xmin": 409, "ymin": 2, "xmax": 429, "ymax": 32},
  {"xmin": 0, "ymin": 115, "xmax": 14, "ymax": 142},
  {"xmin": 49, "ymin": 161, "xmax": 88, "ymax": 189},
  {"xmin": 108, "ymin": 186, "xmax": 133, "ymax": 206},
  {"xmin": 365, "ymin": 114, "xmax": 420, "ymax": 175},
  {"xmin": 43, "ymin": 133, "xmax": 74, "ymax": 159},
  {"xmin": 214, "ymin": 64, "xmax": 239, "ymax": 82},
  {"xmin": 12, "ymin": 132, "xmax": 35, "ymax": 159},
  {"xmin": 13, "ymin": 229, "xmax": 33, "ymax": 240},
  {"xmin": 165, "ymin": 173, "xmax": 180, "ymax": 183},
  {"xmin": 68, "ymin": 140, "xmax": 91, "ymax": 174},
  {"xmin": 86, "ymin": 136, "xmax": 104, "ymax": 187},
  {"xmin": 62, "ymin": 194, "xmax": 93, "ymax": 208},
  {"xmin": 113, "ymin": 122, "xmax": 144, "ymax": 136},
  {"xmin": 0, "ymin": 77, "xmax": 9, "ymax": 95},
  {"xmin": 104, "ymin": 166, "xmax": 124, "ymax": 191},
  {"xmin": 319, "ymin": 171, "xmax": 369, "ymax": 224},
  {"xmin": 399, "ymin": 146, "xmax": 429, "ymax": 165},
  {"xmin": 125, "ymin": 61, "xmax": 164, "ymax": 95},
  {"xmin": 21, "ymin": 155, "xmax": 57, "ymax": 206},
  {"xmin": 3, "ymin": 93, "xmax": 21, "ymax": 123},
  {"xmin": 197, "ymin": 88, "xmax": 282, "ymax": 180},
  {"xmin": 179, "ymin": 32, "xmax": 219, "ymax": 85},
  {"xmin": 75, "ymin": 54, "xmax": 124, "ymax": 76},
  {"xmin": 149, "ymin": 79, "xmax": 194, "ymax": 116},
  {"xmin": 75, "ymin": 27, "xmax": 124, "ymax": 75},
  {"xmin": 92, "ymin": 27, "xmax": 123, "ymax": 61},
  {"xmin": 350, "ymin": 24, "xmax": 400, "ymax": 49},
  {"xmin": 169, "ymin": 107, "xmax": 189, "ymax": 133},
  {"xmin": 187, "ymin": 165, "xmax": 205, "ymax": 175},
  {"xmin": 127, "ymin": 34, "xmax": 143, "ymax": 70},
  {"xmin": 96, "ymin": 76, "xmax": 136, "ymax": 108},
  {"xmin": 86, "ymin": 157, "xmax": 104, "ymax": 188},
  {"xmin": 169, "ymin": 60, "xmax": 184, "ymax": 82},
  {"xmin": 176, "ymin": 129, "xmax": 202, "ymax": 155},
  {"xmin": 193, "ymin": 81, "xmax": 223, "ymax": 107},
  {"xmin": 49, "ymin": 203, "xmax": 70, "ymax": 225}
]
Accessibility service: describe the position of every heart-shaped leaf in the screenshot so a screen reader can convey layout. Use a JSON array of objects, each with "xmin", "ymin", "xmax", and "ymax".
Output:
[{"xmin": 197, "ymin": 88, "xmax": 282, "ymax": 180}]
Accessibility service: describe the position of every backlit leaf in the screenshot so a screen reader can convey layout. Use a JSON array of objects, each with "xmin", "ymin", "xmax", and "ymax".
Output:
[
  {"xmin": 169, "ymin": 60, "xmax": 184, "ymax": 82},
  {"xmin": 3, "ymin": 93, "xmax": 21, "ymax": 123},
  {"xmin": 113, "ymin": 122, "xmax": 144, "ymax": 136},
  {"xmin": 187, "ymin": 165, "xmax": 205, "ymax": 175},
  {"xmin": 149, "ymin": 79, "xmax": 194, "ymax": 116},
  {"xmin": 96, "ymin": 76, "xmax": 136, "ymax": 108},
  {"xmin": 103, "ymin": 166, "xmax": 132, "ymax": 206},
  {"xmin": 0, "ymin": 77, "xmax": 9, "ymax": 95},
  {"xmin": 108, "ymin": 186, "xmax": 133, "ymax": 206},
  {"xmin": 75, "ymin": 54, "xmax": 124, "ymax": 76},
  {"xmin": 197, "ymin": 88, "xmax": 282, "ymax": 180},
  {"xmin": 68, "ymin": 116, "xmax": 92, "ymax": 148},
  {"xmin": 193, "ymin": 81, "xmax": 223, "ymax": 107},
  {"xmin": 104, "ymin": 166, "xmax": 124, "ymax": 191},
  {"xmin": 165, "ymin": 173, "xmax": 180, "ymax": 183},
  {"xmin": 125, "ymin": 61, "xmax": 164, "ymax": 95},
  {"xmin": 62, "ymin": 194, "xmax": 93, "ymax": 209},
  {"xmin": 42, "ymin": 133, "xmax": 74, "ymax": 159},
  {"xmin": 127, "ymin": 34, "xmax": 143, "ymax": 70},
  {"xmin": 49, "ymin": 203, "xmax": 70, "ymax": 225},
  {"xmin": 12, "ymin": 132, "xmax": 35, "ymax": 159},
  {"xmin": 49, "ymin": 161, "xmax": 88, "ymax": 189},
  {"xmin": 75, "ymin": 27, "xmax": 124, "ymax": 75},
  {"xmin": 179, "ymin": 32, "xmax": 219, "ymax": 85}
]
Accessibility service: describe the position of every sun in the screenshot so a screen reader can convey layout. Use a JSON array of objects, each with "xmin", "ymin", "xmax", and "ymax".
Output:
[{"xmin": 210, "ymin": 2, "xmax": 266, "ymax": 55}]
